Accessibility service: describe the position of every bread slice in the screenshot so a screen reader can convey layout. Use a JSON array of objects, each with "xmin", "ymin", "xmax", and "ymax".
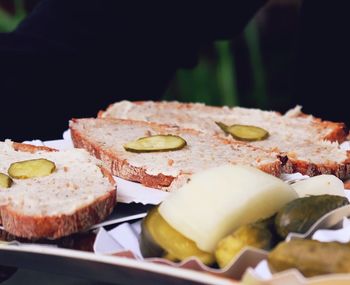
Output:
[
  {"xmin": 99, "ymin": 101, "xmax": 350, "ymax": 178},
  {"xmin": 99, "ymin": 102, "xmax": 347, "ymax": 142},
  {"xmin": 0, "ymin": 141, "xmax": 116, "ymax": 239},
  {"xmin": 69, "ymin": 118, "xmax": 282, "ymax": 191}
]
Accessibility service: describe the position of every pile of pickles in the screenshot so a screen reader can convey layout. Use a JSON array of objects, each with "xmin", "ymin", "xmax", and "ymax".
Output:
[{"xmin": 140, "ymin": 194, "xmax": 350, "ymax": 277}]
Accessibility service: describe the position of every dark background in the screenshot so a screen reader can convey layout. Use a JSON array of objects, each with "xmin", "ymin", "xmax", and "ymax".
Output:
[{"xmin": 0, "ymin": 0, "xmax": 349, "ymax": 141}]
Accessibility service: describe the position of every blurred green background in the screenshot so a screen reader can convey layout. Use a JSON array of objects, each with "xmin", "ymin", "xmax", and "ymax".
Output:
[{"xmin": 0, "ymin": 0, "xmax": 301, "ymax": 112}]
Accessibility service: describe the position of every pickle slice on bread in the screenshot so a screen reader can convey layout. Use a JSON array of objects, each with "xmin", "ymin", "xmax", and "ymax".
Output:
[
  {"xmin": 216, "ymin": 122, "xmax": 269, "ymax": 141},
  {"xmin": 0, "ymin": 173, "xmax": 13, "ymax": 188},
  {"xmin": 124, "ymin": 135, "xmax": 187, "ymax": 153},
  {"xmin": 8, "ymin": 158, "xmax": 56, "ymax": 179},
  {"xmin": 0, "ymin": 141, "xmax": 116, "ymax": 239}
]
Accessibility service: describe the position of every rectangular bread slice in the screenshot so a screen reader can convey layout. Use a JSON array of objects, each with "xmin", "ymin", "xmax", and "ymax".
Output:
[
  {"xmin": 99, "ymin": 101, "xmax": 350, "ymax": 178},
  {"xmin": 99, "ymin": 102, "xmax": 347, "ymax": 142},
  {"xmin": 0, "ymin": 141, "xmax": 116, "ymax": 239},
  {"xmin": 69, "ymin": 118, "xmax": 282, "ymax": 191}
]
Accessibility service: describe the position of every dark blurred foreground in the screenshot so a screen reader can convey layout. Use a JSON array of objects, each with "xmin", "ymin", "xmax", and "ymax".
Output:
[{"xmin": 0, "ymin": 0, "xmax": 349, "ymax": 141}]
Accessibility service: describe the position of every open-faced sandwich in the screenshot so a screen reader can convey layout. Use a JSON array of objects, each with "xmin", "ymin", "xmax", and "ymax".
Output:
[{"xmin": 0, "ymin": 141, "xmax": 116, "ymax": 239}]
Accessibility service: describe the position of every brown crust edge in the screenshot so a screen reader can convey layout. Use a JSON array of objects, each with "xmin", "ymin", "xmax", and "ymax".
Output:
[
  {"xmin": 294, "ymin": 113, "xmax": 348, "ymax": 143},
  {"xmin": 12, "ymin": 142, "xmax": 58, "ymax": 153},
  {"xmin": 283, "ymin": 151, "xmax": 350, "ymax": 179},
  {"xmin": 344, "ymin": 180, "xmax": 350, "ymax": 190},
  {"xmin": 257, "ymin": 161, "xmax": 282, "ymax": 177},
  {"xmin": 0, "ymin": 142, "xmax": 116, "ymax": 239},
  {"xmin": 320, "ymin": 121, "xmax": 348, "ymax": 143}
]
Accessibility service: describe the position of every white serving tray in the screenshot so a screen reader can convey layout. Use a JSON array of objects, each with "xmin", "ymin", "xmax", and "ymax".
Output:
[{"xmin": 1, "ymin": 135, "xmax": 349, "ymax": 284}]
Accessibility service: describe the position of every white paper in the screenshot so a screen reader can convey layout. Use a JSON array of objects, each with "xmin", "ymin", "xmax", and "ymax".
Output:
[
  {"xmin": 93, "ymin": 227, "xmax": 124, "ymax": 255},
  {"xmin": 94, "ymin": 222, "xmax": 143, "ymax": 258},
  {"xmin": 253, "ymin": 260, "xmax": 273, "ymax": 280},
  {"xmin": 115, "ymin": 176, "xmax": 169, "ymax": 204},
  {"xmin": 108, "ymin": 222, "xmax": 143, "ymax": 258},
  {"xmin": 280, "ymin": 172, "xmax": 309, "ymax": 184},
  {"xmin": 340, "ymin": 141, "xmax": 350, "ymax": 151},
  {"xmin": 312, "ymin": 217, "xmax": 350, "ymax": 242}
]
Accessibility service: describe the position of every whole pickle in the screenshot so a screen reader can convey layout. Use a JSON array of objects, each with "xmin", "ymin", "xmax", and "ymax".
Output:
[
  {"xmin": 140, "ymin": 207, "xmax": 214, "ymax": 265},
  {"xmin": 275, "ymin": 195, "xmax": 349, "ymax": 239},
  {"xmin": 268, "ymin": 239, "xmax": 350, "ymax": 277},
  {"xmin": 215, "ymin": 216, "xmax": 278, "ymax": 268}
]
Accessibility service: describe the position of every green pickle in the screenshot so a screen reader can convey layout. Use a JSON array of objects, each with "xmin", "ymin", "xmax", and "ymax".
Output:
[
  {"xmin": 215, "ymin": 216, "xmax": 277, "ymax": 268},
  {"xmin": 275, "ymin": 194, "xmax": 349, "ymax": 239},
  {"xmin": 123, "ymin": 135, "xmax": 187, "ymax": 153},
  {"xmin": 268, "ymin": 239, "xmax": 350, "ymax": 277},
  {"xmin": 8, "ymin": 158, "xmax": 56, "ymax": 179},
  {"xmin": 0, "ymin": 173, "xmax": 13, "ymax": 188},
  {"xmin": 216, "ymin": 122, "xmax": 269, "ymax": 141},
  {"xmin": 140, "ymin": 207, "xmax": 214, "ymax": 265}
]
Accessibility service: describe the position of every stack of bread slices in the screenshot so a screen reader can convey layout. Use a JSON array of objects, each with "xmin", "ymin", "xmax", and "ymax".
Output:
[{"xmin": 69, "ymin": 101, "xmax": 350, "ymax": 191}]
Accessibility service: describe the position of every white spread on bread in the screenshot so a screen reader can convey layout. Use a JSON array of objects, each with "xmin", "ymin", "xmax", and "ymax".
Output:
[
  {"xmin": 0, "ymin": 140, "xmax": 113, "ymax": 216},
  {"xmin": 101, "ymin": 101, "xmax": 348, "ymax": 165},
  {"xmin": 70, "ymin": 119, "xmax": 279, "ymax": 179}
]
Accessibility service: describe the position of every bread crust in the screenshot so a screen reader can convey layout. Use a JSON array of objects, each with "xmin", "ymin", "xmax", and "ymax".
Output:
[
  {"xmin": 286, "ymin": 152, "xmax": 350, "ymax": 179},
  {"xmin": 0, "ymin": 190, "xmax": 115, "ymax": 239},
  {"xmin": 292, "ymin": 113, "xmax": 348, "ymax": 143},
  {"xmin": 70, "ymin": 118, "xmax": 282, "ymax": 190},
  {"xmin": 12, "ymin": 142, "xmax": 58, "ymax": 153},
  {"xmin": 310, "ymin": 119, "xmax": 348, "ymax": 143},
  {"xmin": 344, "ymin": 179, "xmax": 350, "ymax": 190},
  {"xmin": 0, "ymin": 143, "xmax": 116, "ymax": 239}
]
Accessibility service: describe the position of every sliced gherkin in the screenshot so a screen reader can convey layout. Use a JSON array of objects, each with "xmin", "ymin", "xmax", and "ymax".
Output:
[
  {"xmin": 8, "ymin": 158, "xmax": 56, "ymax": 179},
  {"xmin": 0, "ymin": 173, "xmax": 13, "ymax": 188},
  {"xmin": 216, "ymin": 122, "xmax": 269, "ymax": 141},
  {"xmin": 123, "ymin": 135, "xmax": 187, "ymax": 153},
  {"xmin": 140, "ymin": 207, "xmax": 214, "ymax": 265},
  {"xmin": 268, "ymin": 239, "xmax": 350, "ymax": 277},
  {"xmin": 215, "ymin": 122, "xmax": 231, "ymax": 134}
]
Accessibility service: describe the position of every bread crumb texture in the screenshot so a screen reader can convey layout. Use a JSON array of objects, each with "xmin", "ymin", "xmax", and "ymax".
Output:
[
  {"xmin": 71, "ymin": 118, "xmax": 279, "ymax": 179},
  {"xmin": 0, "ymin": 140, "xmax": 114, "ymax": 216}
]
